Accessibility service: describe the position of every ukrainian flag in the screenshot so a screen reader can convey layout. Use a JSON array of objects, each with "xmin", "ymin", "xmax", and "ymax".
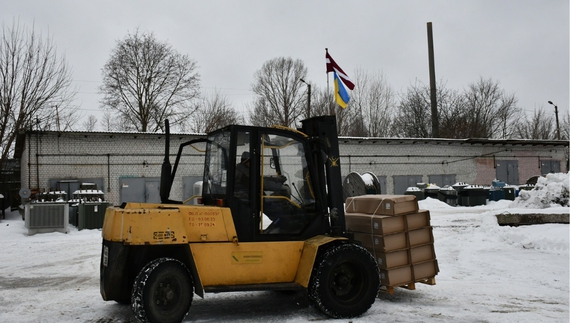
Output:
[{"xmin": 334, "ymin": 71, "xmax": 350, "ymax": 109}]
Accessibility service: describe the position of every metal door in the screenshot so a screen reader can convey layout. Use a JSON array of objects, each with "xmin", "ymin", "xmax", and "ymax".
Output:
[
  {"xmin": 496, "ymin": 160, "xmax": 519, "ymax": 185},
  {"xmin": 144, "ymin": 180, "xmax": 161, "ymax": 203},
  {"xmin": 540, "ymin": 159, "xmax": 560, "ymax": 175},
  {"xmin": 377, "ymin": 176, "xmax": 387, "ymax": 194},
  {"xmin": 393, "ymin": 175, "xmax": 423, "ymax": 195},
  {"xmin": 428, "ymin": 174, "xmax": 456, "ymax": 187},
  {"xmin": 119, "ymin": 177, "xmax": 161, "ymax": 204}
]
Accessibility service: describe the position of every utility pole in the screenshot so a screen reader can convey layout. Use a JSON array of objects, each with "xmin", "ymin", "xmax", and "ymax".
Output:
[
  {"xmin": 427, "ymin": 22, "xmax": 439, "ymax": 138},
  {"xmin": 55, "ymin": 105, "xmax": 61, "ymax": 132},
  {"xmin": 300, "ymin": 78, "xmax": 311, "ymax": 119},
  {"xmin": 548, "ymin": 101, "xmax": 561, "ymax": 140}
]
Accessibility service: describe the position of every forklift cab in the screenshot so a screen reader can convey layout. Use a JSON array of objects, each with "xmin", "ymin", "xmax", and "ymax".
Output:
[{"xmin": 201, "ymin": 125, "xmax": 329, "ymax": 242}]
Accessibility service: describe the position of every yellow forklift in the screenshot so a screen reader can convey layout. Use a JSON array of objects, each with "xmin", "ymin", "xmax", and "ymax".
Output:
[{"xmin": 100, "ymin": 116, "xmax": 380, "ymax": 323}]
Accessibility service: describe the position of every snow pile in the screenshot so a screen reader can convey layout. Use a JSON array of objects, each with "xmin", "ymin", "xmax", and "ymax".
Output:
[
  {"xmin": 497, "ymin": 225, "xmax": 570, "ymax": 251},
  {"xmin": 511, "ymin": 173, "xmax": 569, "ymax": 208}
]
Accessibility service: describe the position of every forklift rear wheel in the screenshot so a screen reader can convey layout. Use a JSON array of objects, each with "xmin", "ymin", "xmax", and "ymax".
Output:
[
  {"xmin": 131, "ymin": 258, "xmax": 193, "ymax": 323},
  {"xmin": 309, "ymin": 243, "xmax": 380, "ymax": 318}
]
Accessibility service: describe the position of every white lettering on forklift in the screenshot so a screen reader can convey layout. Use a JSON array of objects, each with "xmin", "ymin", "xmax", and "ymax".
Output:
[
  {"xmin": 188, "ymin": 210, "xmax": 221, "ymax": 217},
  {"xmin": 188, "ymin": 218, "xmax": 216, "ymax": 228},
  {"xmin": 231, "ymin": 251, "xmax": 263, "ymax": 264},
  {"xmin": 188, "ymin": 210, "xmax": 219, "ymax": 228},
  {"xmin": 103, "ymin": 245, "xmax": 109, "ymax": 267}
]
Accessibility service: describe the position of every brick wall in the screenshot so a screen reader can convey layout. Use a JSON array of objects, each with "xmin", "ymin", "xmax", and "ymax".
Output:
[
  {"xmin": 21, "ymin": 131, "xmax": 568, "ymax": 205},
  {"xmin": 22, "ymin": 131, "xmax": 204, "ymax": 205}
]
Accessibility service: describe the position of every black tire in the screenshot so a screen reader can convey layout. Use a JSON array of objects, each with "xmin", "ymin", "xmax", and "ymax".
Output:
[
  {"xmin": 131, "ymin": 258, "xmax": 193, "ymax": 323},
  {"xmin": 308, "ymin": 243, "xmax": 380, "ymax": 318}
]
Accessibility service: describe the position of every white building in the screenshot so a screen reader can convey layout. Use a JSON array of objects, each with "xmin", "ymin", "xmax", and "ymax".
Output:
[{"xmin": 18, "ymin": 130, "xmax": 568, "ymax": 206}]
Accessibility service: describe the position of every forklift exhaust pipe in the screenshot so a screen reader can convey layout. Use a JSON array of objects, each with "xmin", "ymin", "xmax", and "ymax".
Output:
[{"xmin": 160, "ymin": 119, "xmax": 172, "ymax": 203}]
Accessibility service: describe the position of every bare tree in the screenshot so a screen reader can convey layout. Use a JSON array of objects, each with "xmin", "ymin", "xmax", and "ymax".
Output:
[
  {"xmin": 185, "ymin": 90, "xmax": 243, "ymax": 133},
  {"xmin": 306, "ymin": 88, "xmax": 351, "ymax": 134},
  {"xmin": 82, "ymin": 115, "xmax": 98, "ymax": 131},
  {"xmin": 514, "ymin": 108, "xmax": 555, "ymax": 139},
  {"xmin": 99, "ymin": 111, "xmax": 135, "ymax": 132},
  {"xmin": 249, "ymin": 57, "xmax": 307, "ymax": 127},
  {"xmin": 392, "ymin": 82, "xmax": 432, "ymax": 138},
  {"xmin": 394, "ymin": 81, "xmax": 469, "ymax": 138},
  {"xmin": 100, "ymin": 29, "xmax": 200, "ymax": 132},
  {"xmin": 56, "ymin": 108, "xmax": 81, "ymax": 131},
  {"xmin": 351, "ymin": 69, "xmax": 395, "ymax": 137},
  {"xmin": 462, "ymin": 77, "xmax": 519, "ymax": 138},
  {"xmin": 100, "ymin": 111, "xmax": 114, "ymax": 131},
  {"xmin": 306, "ymin": 87, "xmax": 328, "ymax": 118},
  {"xmin": 433, "ymin": 85, "xmax": 466, "ymax": 138},
  {"xmin": 304, "ymin": 85, "xmax": 363, "ymax": 136},
  {"xmin": 0, "ymin": 20, "xmax": 76, "ymax": 167},
  {"xmin": 393, "ymin": 78, "xmax": 520, "ymax": 139}
]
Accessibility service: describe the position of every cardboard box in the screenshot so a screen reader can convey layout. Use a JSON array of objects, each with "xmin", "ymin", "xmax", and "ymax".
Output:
[
  {"xmin": 374, "ymin": 249, "xmax": 409, "ymax": 269},
  {"xmin": 406, "ymin": 210, "xmax": 431, "ymax": 230},
  {"xmin": 380, "ymin": 265, "xmax": 413, "ymax": 286},
  {"xmin": 346, "ymin": 213, "xmax": 406, "ymax": 235},
  {"xmin": 353, "ymin": 232, "xmax": 408, "ymax": 252},
  {"xmin": 373, "ymin": 244, "xmax": 436, "ymax": 269},
  {"xmin": 380, "ymin": 260, "xmax": 439, "ymax": 287},
  {"xmin": 408, "ymin": 226, "xmax": 434, "ymax": 247},
  {"xmin": 345, "ymin": 195, "xmax": 419, "ymax": 215},
  {"xmin": 410, "ymin": 243, "xmax": 436, "ymax": 264},
  {"xmin": 413, "ymin": 259, "xmax": 439, "ymax": 280}
]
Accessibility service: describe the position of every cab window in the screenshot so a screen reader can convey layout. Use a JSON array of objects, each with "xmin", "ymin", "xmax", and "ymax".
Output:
[{"xmin": 259, "ymin": 132, "xmax": 315, "ymax": 235}]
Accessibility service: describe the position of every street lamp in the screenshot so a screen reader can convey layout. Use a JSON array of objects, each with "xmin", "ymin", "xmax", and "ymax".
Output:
[
  {"xmin": 548, "ymin": 101, "xmax": 561, "ymax": 140},
  {"xmin": 300, "ymin": 78, "xmax": 311, "ymax": 118}
]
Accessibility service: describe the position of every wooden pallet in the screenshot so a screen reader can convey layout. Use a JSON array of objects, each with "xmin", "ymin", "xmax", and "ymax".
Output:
[{"xmin": 380, "ymin": 277, "xmax": 436, "ymax": 295}]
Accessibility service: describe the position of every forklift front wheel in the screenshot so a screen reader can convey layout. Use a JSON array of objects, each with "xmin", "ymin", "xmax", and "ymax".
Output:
[
  {"xmin": 131, "ymin": 257, "xmax": 193, "ymax": 323},
  {"xmin": 309, "ymin": 243, "xmax": 380, "ymax": 318}
]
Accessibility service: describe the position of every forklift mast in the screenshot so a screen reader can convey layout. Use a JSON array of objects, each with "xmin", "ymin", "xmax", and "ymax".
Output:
[{"xmin": 300, "ymin": 116, "xmax": 346, "ymax": 235}]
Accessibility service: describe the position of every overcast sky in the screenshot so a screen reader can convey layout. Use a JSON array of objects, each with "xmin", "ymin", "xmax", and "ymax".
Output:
[{"xmin": 2, "ymin": 0, "xmax": 569, "ymax": 128}]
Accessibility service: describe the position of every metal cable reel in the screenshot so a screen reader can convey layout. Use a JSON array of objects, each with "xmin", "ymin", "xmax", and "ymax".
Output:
[
  {"xmin": 19, "ymin": 187, "xmax": 31, "ymax": 199},
  {"xmin": 342, "ymin": 172, "xmax": 381, "ymax": 200}
]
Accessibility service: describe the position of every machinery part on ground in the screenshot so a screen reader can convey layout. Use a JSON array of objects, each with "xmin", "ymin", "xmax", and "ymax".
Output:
[
  {"xmin": 308, "ymin": 243, "xmax": 380, "ymax": 318},
  {"xmin": 132, "ymin": 258, "xmax": 193, "ymax": 323},
  {"xmin": 526, "ymin": 175, "xmax": 541, "ymax": 185},
  {"xmin": 342, "ymin": 172, "xmax": 381, "ymax": 200}
]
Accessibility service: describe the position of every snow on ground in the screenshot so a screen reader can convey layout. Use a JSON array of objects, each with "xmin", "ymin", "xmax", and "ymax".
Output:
[{"xmin": 0, "ymin": 176, "xmax": 568, "ymax": 323}]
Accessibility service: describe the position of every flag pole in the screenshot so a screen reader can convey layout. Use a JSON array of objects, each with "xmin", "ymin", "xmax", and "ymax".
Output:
[{"xmin": 326, "ymin": 48, "xmax": 333, "ymax": 115}]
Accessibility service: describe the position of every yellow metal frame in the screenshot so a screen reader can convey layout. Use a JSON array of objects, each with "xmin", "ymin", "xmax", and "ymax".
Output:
[
  {"xmin": 103, "ymin": 202, "xmax": 348, "ymax": 291},
  {"xmin": 183, "ymin": 195, "xmax": 201, "ymax": 204},
  {"xmin": 102, "ymin": 203, "xmax": 238, "ymax": 244},
  {"xmin": 189, "ymin": 235, "xmax": 347, "ymax": 288}
]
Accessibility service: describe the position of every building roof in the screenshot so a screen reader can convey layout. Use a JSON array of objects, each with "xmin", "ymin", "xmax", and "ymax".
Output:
[
  {"xmin": 340, "ymin": 136, "xmax": 568, "ymax": 147},
  {"xmin": 21, "ymin": 129, "xmax": 569, "ymax": 149}
]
